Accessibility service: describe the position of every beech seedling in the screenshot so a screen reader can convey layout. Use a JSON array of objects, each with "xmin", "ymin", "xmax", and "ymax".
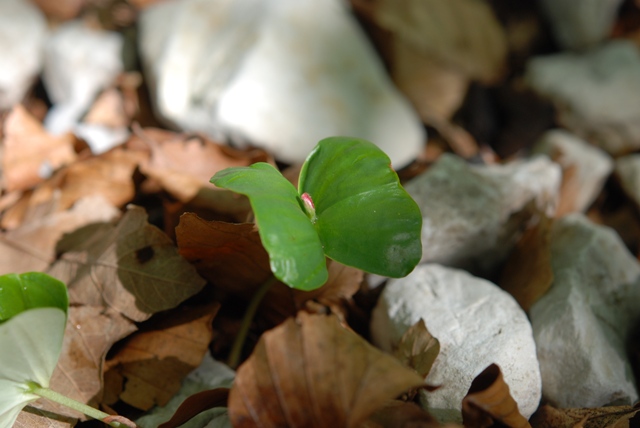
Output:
[{"xmin": 210, "ymin": 136, "xmax": 423, "ymax": 290}]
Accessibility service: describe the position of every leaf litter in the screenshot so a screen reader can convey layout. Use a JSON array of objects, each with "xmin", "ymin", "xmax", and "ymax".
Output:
[{"xmin": 1, "ymin": 1, "xmax": 639, "ymax": 427}]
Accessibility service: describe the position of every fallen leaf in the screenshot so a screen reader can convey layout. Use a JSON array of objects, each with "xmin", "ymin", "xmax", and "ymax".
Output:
[
  {"xmin": 14, "ymin": 403, "xmax": 76, "ymax": 428},
  {"xmin": 47, "ymin": 205, "xmax": 206, "ymax": 321},
  {"xmin": 132, "ymin": 126, "xmax": 270, "ymax": 202},
  {"xmin": 31, "ymin": 0, "xmax": 85, "ymax": 20},
  {"xmin": 461, "ymin": 364, "xmax": 530, "ymax": 428},
  {"xmin": 2, "ymin": 105, "xmax": 77, "ymax": 192},
  {"xmin": 228, "ymin": 312, "xmax": 425, "ymax": 428},
  {"xmin": 157, "ymin": 388, "xmax": 229, "ymax": 428},
  {"xmin": 499, "ymin": 215, "xmax": 554, "ymax": 312},
  {"xmin": 0, "ymin": 195, "xmax": 120, "ymax": 275},
  {"xmin": 394, "ymin": 319, "xmax": 440, "ymax": 378},
  {"xmin": 105, "ymin": 302, "xmax": 219, "ymax": 410},
  {"xmin": 84, "ymin": 88, "xmax": 130, "ymax": 128},
  {"xmin": 530, "ymin": 404, "xmax": 640, "ymax": 428}
]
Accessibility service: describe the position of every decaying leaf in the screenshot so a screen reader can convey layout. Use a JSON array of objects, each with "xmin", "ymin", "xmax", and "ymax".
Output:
[
  {"xmin": 1, "ymin": 105, "xmax": 77, "ymax": 192},
  {"xmin": 461, "ymin": 364, "xmax": 530, "ymax": 428},
  {"xmin": 14, "ymin": 402, "xmax": 77, "ymax": 428},
  {"xmin": 0, "ymin": 195, "xmax": 120, "ymax": 275},
  {"xmin": 394, "ymin": 318, "xmax": 440, "ymax": 378},
  {"xmin": 530, "ymin": 404, "xmax": 640, "ymax": 428},
  {"xmin": 48, "ymin": 205, "xmax": 206, "ymax": 321},
  {"xmin": 228, "ymin": 312, "xmax": 424, "ymax": 428},
  {"xmin": 157, "ymin": 388, "xmax": 230, "ymax": 428},
  {"xmin": 499, "ymin": 215, "xmax": 554, "ymax": 312},
  {"xmin": 105, "ymin": 303, "xmax": 219, "ymax": 410}
]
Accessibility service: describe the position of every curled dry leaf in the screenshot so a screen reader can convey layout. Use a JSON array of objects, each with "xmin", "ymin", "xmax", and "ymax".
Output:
[
  {"xmin": 132, "ymin": 126, "xmax": 270, "ymax": 203},
  {"xmin": 157, "ymin": 388, "xmax": 230, "ymax": 428},
  {"xmin": 499, "ymin": 215, "xmax": 554, "ymax": 312},
  {"xmin": 394, "ymin": 318, "xmax": 440, "ymax": 378},
  {"xmin": 47, "ymin": 205, "xmax": 206, "ymax": 321},
  {"xmin": 105, "ymin": 303, "xmax": 219, "ymax": 411},
  {"xmin": 461, "ymin": 364, "xmax": 531, "ymax": 428},
  {"xmin": 530, "ymin": 404, "xmax": 640, "ymax": 428},
  {"xmin": 0, "ymin": 195, "xmax": 120, "ymax": 275},
  {"xmin": 228, "ymin": 312, "xmax": 425, "ymax": 428},
  {"xmin": 2, "ymin": 105, "xmax": 77, "ymax": 192}
]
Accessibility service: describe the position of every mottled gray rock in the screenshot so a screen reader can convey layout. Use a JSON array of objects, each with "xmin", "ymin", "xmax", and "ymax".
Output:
[
  {"xmin": 539, "ymin": 0, "xmax": 623, "ymax": 50},
  {"xmin": 533, "ymin": 129, "xmax": 613, "ymax": 213},
  {"xmin": 138, "ymin": 0, "xmax": 424, "ymax": 167},
  {"xmin": 42, "ymin": 21, "xmax": 123, "ymax": 135},
  {"xmin": 404, "ymin": 154, "xmax": 560, "ymax": 273},
  {"xmin": 615, "ymin": 154, "xmax": 640, "ymax": 209},
  {"xmin": 136, "ymin": 352, "xmax": 234, "ymax": 428},
  {"xmin": 371, "ymin": 264, "xmax": 541, "ymax": 423},
  {"xmin": 530, "ymin": 214, "xmax": 640, "ymax": 407},
  {"xmin": 526, "ymin": 41, "xmax": 640, "ymax": 155},
  {"xmin": 0, "ymin": 0, "xmax": 47, "ymax": 109}
]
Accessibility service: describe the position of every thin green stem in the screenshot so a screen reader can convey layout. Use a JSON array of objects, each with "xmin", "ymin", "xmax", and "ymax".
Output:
[
  {"xmin": 227, "ymin": 275, "xmax": 278, "ymax": 369},
  {"xmin": 26, "ymin": 382, "xmax": 135, "ymax": 427}
]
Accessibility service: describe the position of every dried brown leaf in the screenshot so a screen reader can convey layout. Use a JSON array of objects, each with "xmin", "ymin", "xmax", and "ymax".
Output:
[
  {"xmin": 84, "ymin": 88, "xmax": 130, "ymax": 128},
  {"xmin": 394, "ymin": 319, "xmax": 440, "ymax": 378},
  {"xmin": 461, "ymin": 364, "xmax": 531, "ymax": 428},
  {"xmin": 499, "ymin": 215, "xmax": 554, "ymax": 312},
  {"xmin": 158, "ymin": 388, "xmax": 230, "ymax": 428},
  {"xmin": 530, "ymin": 404, "xmax": 640, "ymax": 428},
  {"xmin": 0, "ymin": 195, "xmax": 120, "ymax": 275},
  {"xmin": 106, "ymin": 303, "xmax": 219, "ymax": 410},
  {"xmin": 48, "ymin": 205, "xmax": 206, "ymax": 321},
  {"xmin": 229, "ymin": 312, "xmax": 425, "ymax": 428},
  {"xmin": 2, "ymin": 105, "xmax": 77, "ymax": 192}
]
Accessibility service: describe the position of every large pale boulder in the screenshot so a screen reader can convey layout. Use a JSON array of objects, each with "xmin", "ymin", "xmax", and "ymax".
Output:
[
  {"xmin": 371, "ymin": 264, "xmax": 541, "ymax": 423},
  {"xmin": 138, "ymin": 0, "xmax": 424, "ymax": 167},
  {"xmin": 404, "ymin": 154, "xmax": 560, "ymax": 273},
  {"xmin": 530, "ymin": 214, "xmax": 640, "ymax": 407},
  {"xmin": 526, "ymin": 41, "xmax": 640, "ymax": 155},
  {"xmin": 0, "ymin": 0, "xmax": 47, "ymax": 109}
]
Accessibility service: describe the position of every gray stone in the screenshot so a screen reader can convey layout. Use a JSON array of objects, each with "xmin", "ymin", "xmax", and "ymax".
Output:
[
  {"xmin": 526, "ymin": 41, "xmax": 640, "ymax": 155},
  {"xmin": 530, "ymin": 214, "xmax": 640, "ymax": 407},
  {"xmin": 0, "ymin": 0, "xmax": 47, "ymax": 109},
  {"xmin": 615, "ymin": 154, "xmax": 640, "ymax": 209},
  {"xmin": 404, "ymin": 154, "xmax": 560, "ymax": 273},
  {"xmin": 539, "ymin": 0, "xmax": 623, "ymax": 50},
  {"xmin": 42, "ymin": 21, "xmax": 123, "ymax": 135},
  {"xmin": 371, "ymin": 264, "xmax": 541, "ymax": 423},
  {"xmin": 138, "ymin": 0, "xmax": 424, "ymax": 167},
  {"xmin": 533, "ymin": 129, "xmax": 613, "ymax": 213}
]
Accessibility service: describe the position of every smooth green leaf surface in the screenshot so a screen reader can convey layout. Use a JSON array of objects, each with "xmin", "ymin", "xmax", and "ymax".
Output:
[
  {"xmin": 0, "ymin": 307, "xmax": 67, "ymax": 428},
  {"xmin": 211, "ymin": 163, "xmax": 328, "ymax": 290},
  {"xmin": 0, "ymin": 273, "xmax": 68, "ymax": 323},
  {"xmin": 299, "ymin": 137, "xmax": 422, "ymax": 277}
]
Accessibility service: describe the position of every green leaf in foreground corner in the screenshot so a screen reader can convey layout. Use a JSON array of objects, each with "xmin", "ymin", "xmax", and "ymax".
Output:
[
  {"xmin": 299, "ymin": 137, "xmax": 422, "ymax": 278},
  {"xmin": 211, "ymin": 163, "xmax": 328, "ymax": 291},
  {"xmin": 0, "ymin": 272, "xmax": 68, "ymax": 323}
]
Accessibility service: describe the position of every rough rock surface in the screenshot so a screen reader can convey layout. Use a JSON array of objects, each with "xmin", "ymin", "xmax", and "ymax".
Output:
[
  {"xmin": 615, "ymin": 154, "xmax": 640, "ymax": 209},
  {"xmin": 0, "ymin": 0, "xmax": 47, "ymax": 109},
  {"xmin": 539, "ymin": 0, "xmax": 624, "ymax": 50},
  {"xmin": 526, "ymin": 41, "xmax": 640, "ymax": 155},
  {"xmin": 404, "ymin": 153, "xmax": 560, "ymax": 273},
  {"xmin": 138, "ymin": 0, "xmax": 424, "ymax": 167},
  {"xmin": 42, "ymin": 21, "xmax": 123, "ymax": 135},
  {"xmin": 533, "ymin": 129, "xmax": 613, "ymax": 213},
  {"xmin": 371, "ymin": 264, "xmax": 541, "ymax": 422},
  {"xmin": 530, "ymin": 214, "xmax": 640, "ymax": 407}
]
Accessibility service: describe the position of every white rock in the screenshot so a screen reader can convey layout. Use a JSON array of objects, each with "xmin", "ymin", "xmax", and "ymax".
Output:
[
  {"xmin": 526, "ymin": 41, "xmax": 640, "ymax": 155},
  {"xmin": 0, "ymin": 0, "xmax": 47, "ymax": 109},
  {"xmin": 139, "ymin": 0, "xmax": 424, "ymax": 167},
  {"xmin": 136, "ymin": 352, "xmax": 234, "ymax": 428},
  {"xmin": 533, "ymin": 129, "xmax": 613, "ymax": 213},
  {"xmin": 74, "ymin": 123, "xmax": 130, "ymax": 155},
  {"xmin": 530, "ymin": 214, "xmax": 640, "ymax": 407},
  {"xmin": 615, "ymin": 154, "xmax": 640, "ymax": 209},
  {"xmin": 371, "ymin": 264, "xmax": 541, "ymax": 422},
  {"xmin": 539, "ymin": 0, "xmax": 623, "ymax": 50},
  {"xmin": 42, "ymin": 21, "xmax": 123, "ymax": 135},
  {"xmin": 404, "ymin": 154, "xmax": 560, "ymax": 273}
]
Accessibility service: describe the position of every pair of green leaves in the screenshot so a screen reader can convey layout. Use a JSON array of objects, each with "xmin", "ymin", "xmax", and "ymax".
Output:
[
  {"xmin": 210, "ymin": 137, "xmax": 423, "ymax": 291},
  {"xmin": 0, "ymin": 273, "xmax": 68, "ymax": 428}
]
